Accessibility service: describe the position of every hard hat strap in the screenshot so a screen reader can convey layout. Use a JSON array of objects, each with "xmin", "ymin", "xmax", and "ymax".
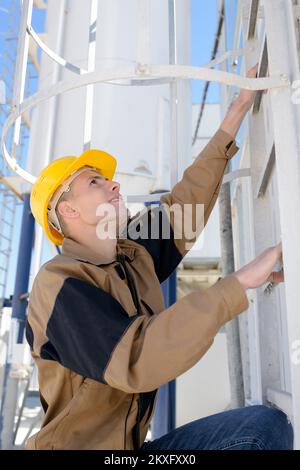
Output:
[{"xmin": 47, "ymin": 166, "xmax": 97, "ymax": 235}]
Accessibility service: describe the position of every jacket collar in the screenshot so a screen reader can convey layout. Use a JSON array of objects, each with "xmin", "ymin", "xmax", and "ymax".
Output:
[{"xmin": 61, "ymin": 236, "xmax": 136, "ymax": 266}]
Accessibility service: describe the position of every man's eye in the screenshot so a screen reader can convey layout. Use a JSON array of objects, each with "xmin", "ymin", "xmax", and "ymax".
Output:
[{"xmin": 90, "ymin": 176, "xmax": 108, "ymax": 185}]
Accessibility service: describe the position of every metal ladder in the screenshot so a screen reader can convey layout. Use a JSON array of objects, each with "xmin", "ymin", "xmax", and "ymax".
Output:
[{"xmin": 221, "ymin": 0, "xmax": 300, "ymax": 450}]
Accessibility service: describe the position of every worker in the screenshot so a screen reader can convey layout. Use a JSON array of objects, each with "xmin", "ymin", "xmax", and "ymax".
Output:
[{"xmin": 25, "ymin": 65, "xmax": 293, "ymax": 450}]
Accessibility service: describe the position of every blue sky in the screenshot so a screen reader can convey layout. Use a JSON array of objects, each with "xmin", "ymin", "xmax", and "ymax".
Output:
[
  {"xmin": 0, "ymin": 0, "xmax": 220, "ymax": 297},
  {"xmin": 191, "ymin": 0, "xmax": 219, "ymax": 103}
]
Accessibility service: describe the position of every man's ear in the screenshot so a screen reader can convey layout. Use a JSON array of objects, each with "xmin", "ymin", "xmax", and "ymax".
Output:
[{"xmin": 57, "ymin": 200, "xmax": 79, "ymax": 220}]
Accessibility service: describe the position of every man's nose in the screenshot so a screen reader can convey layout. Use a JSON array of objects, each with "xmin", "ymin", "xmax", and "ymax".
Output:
[{"xmin": 107, "ymin": 179, "xmax": 120, "ymax": 192}]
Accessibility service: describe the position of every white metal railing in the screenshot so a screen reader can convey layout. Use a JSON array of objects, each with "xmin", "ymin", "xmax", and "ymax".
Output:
[{"xmin": 1, "ymin": 0, "xmax": 289, "ymax": 194}]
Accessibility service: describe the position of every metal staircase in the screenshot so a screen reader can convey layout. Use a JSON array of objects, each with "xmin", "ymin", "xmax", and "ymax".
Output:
[{"xmin": 0, "ymin": 0, "xmax": 21, "ymax": 309}]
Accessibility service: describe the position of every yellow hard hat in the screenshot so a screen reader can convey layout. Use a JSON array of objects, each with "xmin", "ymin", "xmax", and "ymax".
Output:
[{"xmin": 30, "ymin": 149, "xmax": 117, "ymax": 246}]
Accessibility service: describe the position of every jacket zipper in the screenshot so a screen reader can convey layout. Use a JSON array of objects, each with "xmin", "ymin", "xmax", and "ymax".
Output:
[
  {"xmin": 117, "ymin": 255, "xmax": 157, "ymax": 449},
  {"xmin": 117, "ymin": 253, "xmax": 142, "ymax": 316}
]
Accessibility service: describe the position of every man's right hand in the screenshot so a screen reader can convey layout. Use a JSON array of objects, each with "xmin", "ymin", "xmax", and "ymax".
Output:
[{"xmin": 234, "ymin": 242, "xmax": 284, "ymax": 290}]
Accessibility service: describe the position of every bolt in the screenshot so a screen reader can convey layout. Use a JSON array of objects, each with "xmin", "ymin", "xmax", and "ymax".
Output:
[
  {"xmin": 280, "ymin": 74, "xmax": 289, "ymax": 82},
  {"xmin": 137, "ymin": 63, "xmax": 149, "ymax": 75}
]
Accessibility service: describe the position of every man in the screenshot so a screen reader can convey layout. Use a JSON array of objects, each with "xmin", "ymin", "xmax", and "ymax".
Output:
[{"xmin": 25, "ymin": 66, "xmax": 293, "ymax": 450}]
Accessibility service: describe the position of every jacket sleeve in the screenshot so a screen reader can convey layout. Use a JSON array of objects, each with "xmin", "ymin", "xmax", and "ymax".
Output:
[
  {"xmin": 27, "ymin": 273, "xmax": 248, "ymax": 394},
  {"xmin": 104, "ymin": 274, "xmax": 248, "ymax": 393},
  {"xmin": 126, "ymin": 128, "xmax": 239, "ymax": 283}
]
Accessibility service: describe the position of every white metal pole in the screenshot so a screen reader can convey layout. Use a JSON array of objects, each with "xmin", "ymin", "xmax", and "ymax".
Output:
[
  {"xmin": 137, "ymin": 0, "xmax": 151, "ymax": 66},
  {"xmin": 27, "ymin": 0, "xmax": 67, "ymax": 175},
  {"xmin": 11, "ymin": 0, "xmax": 33, "ymax": 161},
  {"xmin": 218, "ymin": 0, "xmax": 245, "ymax": 409},
  {"xmin": 30, "ymin": 0, "xmax": 67, "ymax": 277},
  {"xmin": 264, "ymin": 0, "xmax": 300, "ymax": 449},
  {"xmin": 240, "ymin": 0, "xmax": 263, "ymax": 406},
  {"xmin": 169, "ymin": 0, "xmax": 178, "ymax": 189},
  {"xmin": 83, "ymin": 0, "xmax": 98, "ymax": 150}
]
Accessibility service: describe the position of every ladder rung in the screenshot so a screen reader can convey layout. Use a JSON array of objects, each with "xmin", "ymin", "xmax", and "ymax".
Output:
[
  {"xmin": 0, "ymin": 248, "xmax": 9, "ymax": 256},
  {"xmin": 2, "ymin": 205, "xmax": 15, "ymax": 213},
  {"xmin": 0, "ymin": 249, "xmax": 10, "ymax": 256},
  {"xmin": 0, "ymin": 219, "xmax": 14, "ymax": 228},
  {"xmin": 2, "ymin": 200, "xmax": 15, "ymax": 206},
  {"xmin": 0, "ymin": 234, "xmax": 11, "ymax": 242},
  {"xmin": 0, "ymin": 218, "xmax": 13, "ymax": 227}
]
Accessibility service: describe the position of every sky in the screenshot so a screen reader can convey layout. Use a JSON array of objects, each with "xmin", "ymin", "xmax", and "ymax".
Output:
[
  {"xmin": 0, "ymin": 0, "xmax": 222, "ymax": 298},
  {"xmin": 191, "ymin": 0, "xmax": 219, "ymax": 104}
]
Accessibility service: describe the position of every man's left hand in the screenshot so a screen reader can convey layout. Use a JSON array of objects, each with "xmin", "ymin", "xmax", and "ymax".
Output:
[{"xmin": 236, "ymin": 64, "xmax": 265, "ymax": 111}]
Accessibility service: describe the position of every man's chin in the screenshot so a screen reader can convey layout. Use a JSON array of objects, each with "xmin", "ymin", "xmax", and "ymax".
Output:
[{"xmin": 95, "ymin": 213, "xmax": 130, "ymax": 241}]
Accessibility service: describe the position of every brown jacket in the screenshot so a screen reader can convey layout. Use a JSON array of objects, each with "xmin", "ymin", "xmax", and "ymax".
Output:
[{"xmin": 25, "ymin": 129, "xmax": 249, "ymax": 450}]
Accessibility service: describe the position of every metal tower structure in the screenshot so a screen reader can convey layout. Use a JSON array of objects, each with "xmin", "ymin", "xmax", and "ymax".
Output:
[{"xmin": 220, "ymin": 0, "xmax": 300, "ymax": 449}]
